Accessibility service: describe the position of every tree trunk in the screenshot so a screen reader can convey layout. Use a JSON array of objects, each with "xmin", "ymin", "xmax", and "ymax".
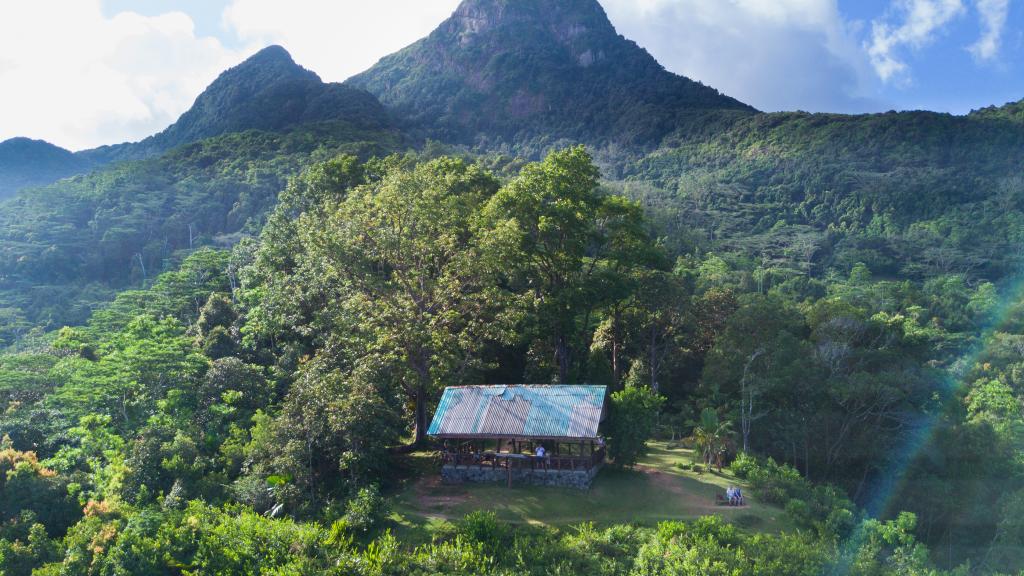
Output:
[
  {"xmin": 556, "ymin": 334, "xmax": 570, "ymax": 383},
  {"xmin": 740, "ymin": 349, "xmax": 764, "ymax": 453},
  {"xmin": 612, "ymin": 335, "xmax": 621, "ymax": 387},
  {"xmin": 413, "ymin": 383, "xmax": 428, "ymax": 446},
  {"xmin": 611, "ymin": 308, "xmax": 622, "ymax": 386},
  {"xmin": 803, "ymin": 424, "xmax": 810, "ymax": 480},
  {"xmin": 649, "ymin": 324, "xmax": 659, "ymax": 393}
]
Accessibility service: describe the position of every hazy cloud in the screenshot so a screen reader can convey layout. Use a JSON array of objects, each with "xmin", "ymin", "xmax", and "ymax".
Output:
[
  {"xmin": 0, "ymin": 1, "xmax": 245, "ymax": 150},
  {"xmin": 601, "ymin": 0, "xmax": 882, "ymax": 112},
  {"xmin": 969, "ymin": 0, "xmax": 1010, "ymax": 60},
  {"xmin": 867, "ymin": 0, "xmax": 966, "ymax": 83},
  {"xmin": 222, "ymin": 0, "xmax": 461, "ymax": 82}
]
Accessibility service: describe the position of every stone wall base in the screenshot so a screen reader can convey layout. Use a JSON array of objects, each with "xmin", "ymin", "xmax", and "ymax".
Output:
[{"xmin": 441, "ymin": 464, "xmax": 600, "ymax": 489}]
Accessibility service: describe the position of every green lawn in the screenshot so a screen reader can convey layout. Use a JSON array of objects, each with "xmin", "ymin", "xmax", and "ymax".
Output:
[{"xmin": 386, "ymin": 441, "xmax": 789, "ymax": 540}]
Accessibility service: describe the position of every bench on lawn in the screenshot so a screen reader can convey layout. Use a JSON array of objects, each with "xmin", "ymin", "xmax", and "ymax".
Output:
[{"xmin": 715, "ymin": 493, "xmax": 746, "ymax": 507}]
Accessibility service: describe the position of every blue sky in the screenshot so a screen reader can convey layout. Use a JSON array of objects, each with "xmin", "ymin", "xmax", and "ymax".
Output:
[
  {"xmin": 840, "ymin": 0, "xmax": 1024, "ymax": 112},
  {"xmin": 1, "ymin": 0, "xmax": 1022, "ymax": 150}
]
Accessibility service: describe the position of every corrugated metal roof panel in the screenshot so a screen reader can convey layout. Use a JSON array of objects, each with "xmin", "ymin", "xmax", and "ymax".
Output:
[
  {"xmin": 480, "ymin": 394, "xmax": 531, "ymax": 436},
  {"xmin": 428, "ymin": 385, "xmax": 607, "ymax": 440}
]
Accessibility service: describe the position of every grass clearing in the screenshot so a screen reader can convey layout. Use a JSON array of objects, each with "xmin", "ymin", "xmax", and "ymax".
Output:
[{"xmin": 386, "ymin": 440, "xmax": 789, "ymax": 539}]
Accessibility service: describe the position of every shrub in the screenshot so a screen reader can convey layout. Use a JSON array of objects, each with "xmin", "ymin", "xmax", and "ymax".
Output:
[
  {"xmin": 342, "ymin": 484, "xmax": 389, "ymax": 535},
  {"xmin": 457, "ymin": 511, "xmax": 507, "ymax": 555},
  {"xmin": 736, "ymin": 455, "xmax": 856, "ymax": 538},
  {"xmin": 428, "ymin": 520, "xmax": 458, "ymax": 545},
  {"xmin": 606, "ymin": 387, "xmax": 665, "ymax": 468},
  {"xmin": 785, "ymin": 498, "xmax": 811, "ymax": 525},
  {"xmin": 729, "ymin": 452, "xmax": 757, "ymax": 480},
  {"xmin": 745, "ymin": 458, "xmax": 803, "ymax": 504}
]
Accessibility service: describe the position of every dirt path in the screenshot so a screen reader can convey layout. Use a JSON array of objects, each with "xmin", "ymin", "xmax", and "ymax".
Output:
[
  {"xmin": 412, "ymin": 475, "xmax": 471, "ymax": 510},
  {"xmin": 634, "ymin": 465, "xmax": 724, "ymax": 512}
]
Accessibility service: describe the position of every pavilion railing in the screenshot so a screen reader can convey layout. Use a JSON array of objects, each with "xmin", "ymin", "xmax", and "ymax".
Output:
[{"xmin": 443, "ymin": 447, "xmax": 605, "ymax": 471}]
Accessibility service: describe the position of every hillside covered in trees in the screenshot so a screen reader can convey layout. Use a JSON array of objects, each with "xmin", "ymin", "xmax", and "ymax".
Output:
[{"xmin": 1, "ymin": 0, "xmax": 1024, "ymax": 574}]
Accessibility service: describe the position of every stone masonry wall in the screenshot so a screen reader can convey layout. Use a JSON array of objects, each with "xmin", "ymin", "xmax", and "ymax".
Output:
[{"xmin": 441, "ymin": 463, "xmax": 600, "ymax": 489}]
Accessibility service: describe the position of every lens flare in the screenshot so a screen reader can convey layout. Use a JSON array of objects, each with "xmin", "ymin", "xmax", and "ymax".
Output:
[{"xmin": 828, "ymin": 276, "xmax": 1024, "ymax": 574}]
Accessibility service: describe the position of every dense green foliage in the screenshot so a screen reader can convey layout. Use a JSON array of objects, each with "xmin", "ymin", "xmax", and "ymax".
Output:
[
  {"xmin": 607, "ymin": 386, "xmax": 664, "ymax": 467},
  {"xmin": 0, "ymin": 124, "xmax": 400, "ymax": 342},
  {"xmin": 0, "ymin": 146, "xmax": 1019, "ymax": 573},
  {"xmin": 624, "ymin": 110, "xmax": 1024, "ymax": 284},
  {"xmin": 1, "ymin": 502, "xmax": 953, "ymax": 576}
]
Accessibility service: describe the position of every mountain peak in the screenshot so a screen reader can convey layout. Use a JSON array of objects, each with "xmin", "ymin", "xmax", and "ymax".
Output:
[
  {"xmin": 95, "ymin": 45, "xmax": 390, "ymax": 161},
  {"xmin": 236, "ymin": 45, "xmax": 310, "ymax": 77},
  {"xmin": 0, "ymin": 137, "xmax": 88, "ymax": 198},
  {"xmin": 0, "ymin": 137, "xmax": 73, "ymax": 157},
  {"xmin": 348, "ymin": 0, "xmax": 752, "ymax": 151},
  {"xmin": 248, "ymin": 44, "xmax": 294, "ymax": 61},
  {"xmin": 445, "ymin": 0, "xmax": 611, "ymax": 45}
]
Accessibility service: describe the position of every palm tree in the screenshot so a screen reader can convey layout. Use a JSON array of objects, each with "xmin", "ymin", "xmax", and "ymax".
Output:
[{"xmin": 689, "ymin": 408, "xmax": 735, "ymax": 473}]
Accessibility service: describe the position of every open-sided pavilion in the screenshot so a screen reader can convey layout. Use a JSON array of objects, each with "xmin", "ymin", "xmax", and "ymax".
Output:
[{"xmin": 427, "ymin": 384, "xmax": 607, "ymax": 488}]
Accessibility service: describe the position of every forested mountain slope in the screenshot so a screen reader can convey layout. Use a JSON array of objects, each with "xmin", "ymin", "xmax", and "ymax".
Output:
[
  {"xmin": 0, "ymin": 48, "xmax": 401, "ymax": 341},
  {"xmin": 0, "ymin": 46, "xmax": 392, "ymax": 199},
  {"xmin": 969, "ymin": 96, "xmax": 1024, "ymax": 122},
  {"xmin": 0, "ymin": 124, "xmax": 401, "ymax": 343},
  {"xmin": 622, "ymin": 110, "xmax": 1024, "ymax": 288},
  {"xmin": 347, "ymin": 0, "xmax": 752, "ymax": 154},
  {"xmin": 84, "ymin": 45, "xmax": 392, "ymax": 165},
  {"xmin": 0, "ymin": 138, "xmax": 92, "ymax": 199}
]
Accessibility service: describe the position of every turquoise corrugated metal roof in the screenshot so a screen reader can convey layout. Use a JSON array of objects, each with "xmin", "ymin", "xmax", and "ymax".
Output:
[{"xmin": 428, "ymin": 385, "xmax": 606, "ymax": 440}]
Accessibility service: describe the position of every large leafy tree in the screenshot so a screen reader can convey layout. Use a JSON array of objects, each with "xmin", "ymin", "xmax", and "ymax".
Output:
[
  {"xmin": 484, "ymin": 146, "xmax": 654, "ymax": 383},
  {"xmin": 291, "ymin": 157, "xmax": 518, "ymax": 444},
  {"xmin": 50, "ymin": 316, "xmax": 208, "ymax": 431},
  {"xmin": 702, "ymin": 294, "xmax": 808, "ymax": 454}
]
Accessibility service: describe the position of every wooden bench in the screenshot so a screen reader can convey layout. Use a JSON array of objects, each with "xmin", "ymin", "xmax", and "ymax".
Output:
[{"xmin": 715, "ymin": 494, "xmax": 746, "ymax": 507}]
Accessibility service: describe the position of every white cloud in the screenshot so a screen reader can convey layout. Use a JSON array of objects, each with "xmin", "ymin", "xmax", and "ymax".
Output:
[
  {"xmin": 222, "ymin": 0, "xmax": 461, "ymax": 83},
  {"xmin": 968, "ymin": 0, "xmax": 1010, "ymax": 60},
  {"xmin": 600, "ymin": 0, "xmax": 882, "ymax": 112},
  {"xmin": 0, "ymin": 1, "xmax": 245, "ymax": 150},
  {"xmin": 866, "ymin": 0, "xmax": 966, "ymax": 83}
]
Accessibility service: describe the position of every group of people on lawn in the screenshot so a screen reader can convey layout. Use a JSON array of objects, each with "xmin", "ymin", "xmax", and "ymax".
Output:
[{"xmin": 725, "ymin": 485, "xmax": 744, "ymax": 506}]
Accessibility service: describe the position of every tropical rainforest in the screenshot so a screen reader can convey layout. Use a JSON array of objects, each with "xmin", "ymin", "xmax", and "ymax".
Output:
[{"xmin": 1, "ymin": 0, "xmax": 1024, "ymax": 574}]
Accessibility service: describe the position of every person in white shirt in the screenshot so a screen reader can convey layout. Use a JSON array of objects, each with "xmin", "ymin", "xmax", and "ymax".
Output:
[{"xmin": 535, "ymin": 445, "xmax": 546, "ymax": 468}]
